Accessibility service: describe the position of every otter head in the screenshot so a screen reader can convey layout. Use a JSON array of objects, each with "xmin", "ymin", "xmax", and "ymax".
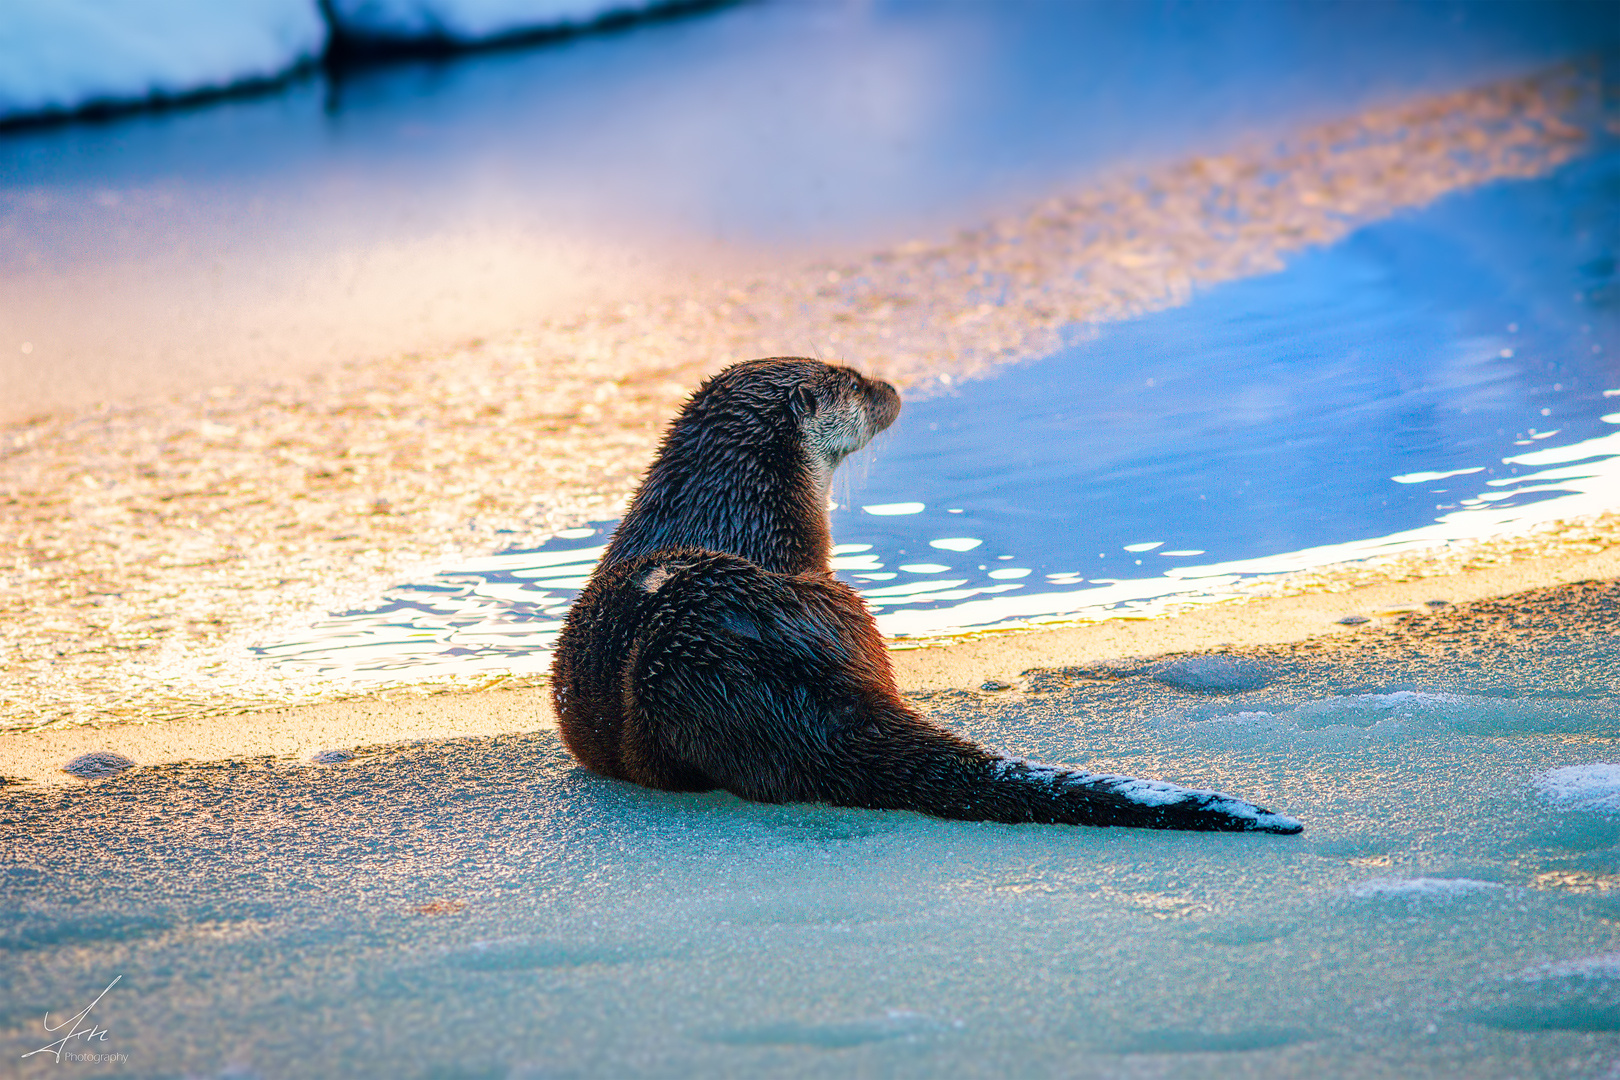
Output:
[
  {"xmin": 605, "ymin": 358, "xmax": 901, "ymax": 576},
  {"xmin": 787, "ymin": 361, "xmax": 902, "ymax": 472},
  {"xmin": 679, "ymin": 357, "xmax": 900, "ymax": 477}
]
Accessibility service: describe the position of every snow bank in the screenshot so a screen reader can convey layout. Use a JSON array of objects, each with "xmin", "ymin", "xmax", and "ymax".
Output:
[
  {"xmin": 326, "ymin": 0, "xmax": 668, "ymax": 44},
  {"xmin": 0, "ymin": 1, "xmax": 326, "ymax": 122},
  {"xmin": 1, "ymin": 0, "xmax": 683, "ymax": 124},
  {"xmin": 12, "ymin": 694, "xmax": 1619, "ymax": 1073}
]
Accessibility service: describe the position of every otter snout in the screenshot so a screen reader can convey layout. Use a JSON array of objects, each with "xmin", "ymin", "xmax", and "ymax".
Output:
[{"xmin": 863, "ymin": 376, "xmax": 901, "ymax": 435}]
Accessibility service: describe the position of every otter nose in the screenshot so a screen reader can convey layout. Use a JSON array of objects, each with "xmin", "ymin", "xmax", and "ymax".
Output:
[{"xmin": 867, "ymin": 378, "xmax": 901, "ymax": 433}]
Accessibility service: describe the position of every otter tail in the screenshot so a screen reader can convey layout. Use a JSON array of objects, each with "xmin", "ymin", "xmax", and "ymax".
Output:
[
  {"xmin": 837, "ymin": 722, "xmax": 1303, "ymax": 834},
  {"xmin": 608, "ymin": 558, "xmax": 1302, "ymax": 834},
  {"xmin": 623, "ymin": 665, "xmax": 1304, "ymax": 833},
  {"xmin": 964, "ymin": 753, "xmax": 1301, "ymax": 833}
]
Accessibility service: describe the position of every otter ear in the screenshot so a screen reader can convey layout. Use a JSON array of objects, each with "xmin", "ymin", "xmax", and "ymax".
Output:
[{"xmin": 789, "ymin": 384, "xmax": 818, "ymax": 420}]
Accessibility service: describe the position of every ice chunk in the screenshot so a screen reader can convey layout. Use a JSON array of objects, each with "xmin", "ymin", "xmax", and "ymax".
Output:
[
  {"xmin": 62, "ymin": 751, "xmax": 135, "ymax": 779},
  {"xmin": 1151, "ymin": 656, "xmax": 1271, "ymax": 693},
  {"xmin": 1534, "ymin": 763, "xmax": 1620, "ymax": 813}
]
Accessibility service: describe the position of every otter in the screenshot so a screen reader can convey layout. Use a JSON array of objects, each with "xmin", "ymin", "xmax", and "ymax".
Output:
[{"xmin": 551, "ymin": 358, "xmax": 1301, "ymax": 833}]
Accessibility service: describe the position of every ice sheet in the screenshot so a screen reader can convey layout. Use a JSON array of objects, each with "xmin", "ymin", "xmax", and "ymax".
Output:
[{"xmin": 8, "ymin": 647, "xmax": 1620, "ymax": 1077}]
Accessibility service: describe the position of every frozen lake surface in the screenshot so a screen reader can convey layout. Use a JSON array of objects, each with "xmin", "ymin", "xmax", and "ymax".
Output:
[{"xmin": 7, "ymin": 583, "xmax": 1620, "ymax": 1077}]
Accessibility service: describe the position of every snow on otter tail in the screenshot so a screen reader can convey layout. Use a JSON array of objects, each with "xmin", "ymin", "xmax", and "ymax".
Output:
[{"xmin": 980, "ymin": 755, "xmax": 1303, "ymax": 833}]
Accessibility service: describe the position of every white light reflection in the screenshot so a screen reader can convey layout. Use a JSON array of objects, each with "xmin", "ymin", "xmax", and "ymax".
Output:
[
  {"xmin": 1392, "ymin": 467, "xmax": 1484, "ymax": 484},
  {"xmin": 878, "ymin": 428, "xmax": 1620, "ymax": 638}
]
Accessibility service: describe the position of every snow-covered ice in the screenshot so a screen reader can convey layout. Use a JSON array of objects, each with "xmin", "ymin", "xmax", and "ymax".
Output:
[
  {"xmin": 1474, "ymin": 951, "xmax": 1620, "ymax": 1036},
  {"xmin": 0, "ymin": 1, "xmax": 325, "ymax": 121},
  {"xmin": 1, "ymin": 0, "xmax": 678, "ymax": 122},
  {"xmin": 1536, "ymin": 763, "xmax": 1620, "ymax": 813},
  {"xmin": 1518, "ymin": 952, "xmax": 1620, "ymax": 981}
]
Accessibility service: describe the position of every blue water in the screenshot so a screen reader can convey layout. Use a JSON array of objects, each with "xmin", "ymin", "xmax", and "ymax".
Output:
[{"xmin": 841, "ymin": 143, "xmax": 1620, "ymax": 576}]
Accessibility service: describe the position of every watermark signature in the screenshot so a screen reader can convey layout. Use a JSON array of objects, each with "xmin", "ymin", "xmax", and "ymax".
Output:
[{"xmin": 20, "ymin": 976, "xmax": 124, "ymax": 1065}]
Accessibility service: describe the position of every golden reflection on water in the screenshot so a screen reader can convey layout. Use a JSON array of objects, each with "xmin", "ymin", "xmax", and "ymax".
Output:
[{"xmin": 0, "ymin": 64, "xmax": 1605, "ymax": 732}]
